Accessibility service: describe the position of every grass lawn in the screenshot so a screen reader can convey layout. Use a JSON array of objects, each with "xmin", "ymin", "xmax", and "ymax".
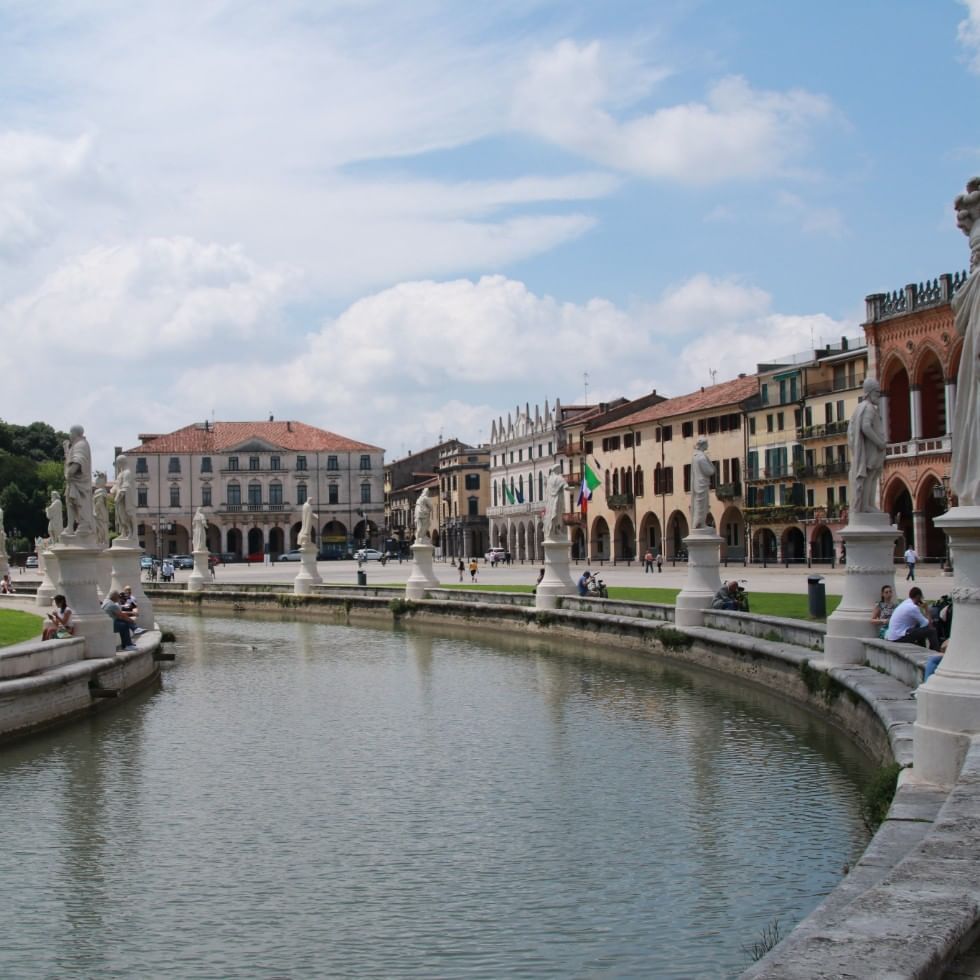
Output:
[
  {"xmin": 449, "ymin": 583, "xmax": 841, "ymax": 621},
  {"xmin": 0, "ymin": 608, "xmax": 45, "ymax": 647}
]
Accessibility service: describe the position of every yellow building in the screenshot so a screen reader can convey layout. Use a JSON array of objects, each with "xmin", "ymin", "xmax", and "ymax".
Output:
[{"xmin": 437, "ymin": 443, "xmax": 490, "ymax": 559}]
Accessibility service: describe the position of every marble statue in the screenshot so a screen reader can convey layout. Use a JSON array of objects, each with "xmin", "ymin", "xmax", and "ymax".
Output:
[
  {"xmin": 111, "ymin": 455, "xmax": 135, "ymax": 540},
  {"xmin": 92, "ymin": 472, "xmax": 109, "ymax": 547},
  {"xmin": 35, "ymin": 535, "xmax": 44, "ymax": 556},
  {"xmin": 63, "ymin": 425, "xmax": 94, "ymax": 536},
  {"xmin": 46, "ymin": 491, "xmax": 64, "ymax": 544},
  {"xmin": 414, "ymin": 488, "xmax": 433, "ymax": 540},
  {"xmin": 847, "ymin": 378, "xmax": 887, "ymax": 513},
  {"xmin": 543, "ymin": 463, "xmax": 570, "ymax": 542},
  {"xmin": 690, "ymin": 438, "xmax": 715, "ymax": 529},
  {"xmin": 952, "ymin": 177, "xmax": 980, "ymax": 506},
  {"xmin": 192, "ymin": 507, "xmax": 208, "ymax": 553},
  {"xmin": 298, "ymin": 498, "xmax": 315, "ymax": 547}
]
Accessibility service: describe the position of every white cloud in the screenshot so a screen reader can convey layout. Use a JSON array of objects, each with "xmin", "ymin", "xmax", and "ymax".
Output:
[
  {"xmin": 643, "ymin": 274, "xmax": 770, "ymax": 334},
  {"xmin": 958, "ymin": 0, "xmax": 980, "ymax": 72},
  {"xmin": 774, "ymin": 191, "xmax": 846, "ymax": 237},
  {"xmin": 513, "ymin": 40, "xmax": 832, "ymax": 183}
]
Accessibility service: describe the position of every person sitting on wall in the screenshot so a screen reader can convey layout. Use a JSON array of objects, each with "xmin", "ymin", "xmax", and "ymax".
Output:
[
  {"xmin": 871, "ymin": 585, "xmax": 898, "ymax": 638},
  {"xmin": 0, "ymin": 573, "xmax": 12, "ymax": 594},
  {"xmin": 577, "ymin": 571, "xmax": 592, "ymax": 596},
  {"xmin": 42, "ymin": 594, "xmax": 74, "ymax": 640},
  {"xmin": 885, "ymin": 587, "xmax": 942, "ymax": 651},
  {"xmin": 102, "ymin": 589, "xmax": 137, "ymax": 651},
  {"xmin": 712, "ymin": 581, "xmax": 741, "ymax": 610}
]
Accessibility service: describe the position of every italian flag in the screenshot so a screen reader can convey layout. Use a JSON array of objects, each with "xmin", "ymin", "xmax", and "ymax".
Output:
[
  {"xmin": 578, "ymin": 461, "xmax": 601, "ymax": 515},
  {"xmin": 503, "ymin": 483, "xmax": 516, "ymax": 505}
]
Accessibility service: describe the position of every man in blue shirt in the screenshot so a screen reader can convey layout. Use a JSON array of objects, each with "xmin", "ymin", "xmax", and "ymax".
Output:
[
  {"xmin": 885, "ymin": 587, "xmax": 941, "ymax": 651},
  {"xmin": 577, "ymin": 571, "xmax": 592, "ymax": 596}
]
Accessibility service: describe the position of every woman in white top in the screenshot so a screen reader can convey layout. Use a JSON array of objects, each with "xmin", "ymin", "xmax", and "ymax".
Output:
[{"xmin": 42, "ymin": 594, "xmax": 75, "ymax": 640}]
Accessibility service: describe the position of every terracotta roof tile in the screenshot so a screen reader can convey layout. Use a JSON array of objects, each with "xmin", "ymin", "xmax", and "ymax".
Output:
[
  {"xmin": 125, "ymin": 421, "xmax": 383, "ymax": 455},
  {"xmin": 590, "ymin": 375, "xmax": 759, "ymax": 432}
]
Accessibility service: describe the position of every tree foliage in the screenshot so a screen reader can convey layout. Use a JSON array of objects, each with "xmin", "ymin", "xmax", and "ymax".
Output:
[{"xmin": 0, "ymin": 419, "xmax": 69, "ymax": 550}]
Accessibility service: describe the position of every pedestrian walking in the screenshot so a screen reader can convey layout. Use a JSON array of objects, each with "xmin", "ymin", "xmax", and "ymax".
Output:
[
  {"xmin": 644, "ymin": 549, "xmax": 654, "ymax": 573},
  {"xmin": 656, "ymin": 552, "xmax": 663, "ymax": 573},
  {"xmin": 469, "ymin": 558, "xmax": 478, "ymax": 582},
  {"xmin": 904, "ymin": 545, "xmax": 918, "ymax": 581},
  {"xmin": 457, "ymin": 559, "xmax": 464, "ymax": 582}
]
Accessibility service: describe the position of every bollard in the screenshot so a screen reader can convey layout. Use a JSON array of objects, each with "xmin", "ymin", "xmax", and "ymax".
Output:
[
  {"xmin": 807, "ymin": 575, "xmax": 826, "ymax": 619},
  {"xmin": 357, "ymin": 570, "xmax": 367, "ymax": 586}
]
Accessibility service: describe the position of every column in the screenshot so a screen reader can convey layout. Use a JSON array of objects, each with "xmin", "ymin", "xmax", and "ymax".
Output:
[
  {"xmin": 912, "ymin": 511, "xmax": 928, "ymax": 555},
  {"xmin": 946, "ymin": 381, "xmax": 957, "ymax": 435},
  {"xmin": 879, "ymin": 393, "xmax": 890, "ymax": 442},
  {"xmin": 910, "ymin": 385, "xmax": 922, "ymax": 440}
]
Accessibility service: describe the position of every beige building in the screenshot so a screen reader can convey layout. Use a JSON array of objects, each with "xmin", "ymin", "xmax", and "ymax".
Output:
[
  {"xmin": 125, "ymin": 420, "xmax": 384, "ymax": 560},
  {"xmin": 437, "ymin": 443, "xmax": 490, "ymax": 559}
]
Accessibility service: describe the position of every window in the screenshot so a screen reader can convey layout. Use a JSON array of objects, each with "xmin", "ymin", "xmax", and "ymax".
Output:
[
  {"xmin": 827, "ymin": 487, "xmax": 836, "ymax": 507},
  {"xmin": 548, "ymin": 441, "xmax": 553, "ymax": 455},
  {"xmin": 248, "ymin": 482, "xmax": 262, "ymax": 506},
  {"xmin": 766, "ymin": 414, "xmax": 774, "ymax": 433},
  {"xmin": 493, "ymin": 481, "xmax": 498, "ymax": 507},
  {"xmin": 201, "ymin": 485, "xmax": 212, "ymax": 507},
  {"xmin": 360, "ymin": 455, "xmax": 371, "ymax": 470},
  {"xmin": 249, "ymin": 456, "xmax": 260, "ymax": 471},
  {"xmin": 297, "ymin": 483, "xmax": 307, "ymax": 505},
  {"xmin": 777, "ymin": 412, "xmax": 785, "ymax": 431},
  {"xmin": 664, "ymin": 466, "xmax": 674, "ymax": 494},
  {"xmin": 270, "ymin": 456, "xmax": 280, "ymax": 471},
  {"xmin": 601, "ymin": 436, "xmax": 621, "ymax": 452},
  {"xmin": 697, "ymin": 419, "xmax": 706, "ymax": 435},
  {"xmin": 228, "ymin": 483, "xmax": 241, "ymax": 506},
  {"xmin": 584, "ymin": 441, "xmax": 593, "ymax": 455},
  {"xmin": 749, "ymin": 417, "xmax": 756, "ymax": 435},
  {"xmin": 269, "ymin": 482, "xmax": 283, "ymax": 505},
  {"xmin": 465, "ymin": 474, "xmax": 480, "ymax": 490},
  {"xmin": 168, "ymin": 456, "xmax": 181, "ymax": 474},
  {"xmin": 825, "ymin": 403, "xmax": 833, "ymax": 424},
  {"xmin": 807, "ymin": 488, "xmax": 815, "ymax": 506},
  {"xmin": 451, "ymin": 474, "xmax": 457, "ymax": 491},
  {"xmin": 136, "ymin": 457, "xmax": 148, "ymax": 474},
  {"xmin": 683, "ymin": 464, "xmax": 691, "ymax": 493},
  {"xmin": 137, "ymin": 487, "xmax": 148, "ymax": 508},
  {"xmin": 635, "ymin": 432, "xmax": 642, "ymax": 446},
  {"xmin": 468, "ymin": 497, "xmax": 479, "ymax": 516},
  {"xmin": 326, "ymin": 456, "xmax": 338, "ymax": 471},
  {"xmin": 538, "ymin": 471, "xmax": 544, "ymax": 500},
  {"xmin": 518, "ymin": 449, "xmax": 523, "ymax": 462},
  {"xmin": 761, "ymin": 383, "xmax": 769, "ymax": 405},
  {"xmin": 635, "ymin": 466, "xmax": 644, "ymax": 496},
  {"xmin": 228, "ymin": 456, "xmax": 239, "ymax": 471},
  {"xmin": 678, "ymin": 421, "xmax": 691, "ymax": 439},
  {"xmin": 360, "ymin": 482, "xmax": 371, "ymax": 504},
  {"xmin": 201, "ymin": 456, "xmax": 212, "ymax": 473},
  {"xmin": 169, "ymin": 485, "xmax": 180, "ymax": 507},
  {"xmin": 707, "ymin": 416, "xmax": 719, "ymax": 434},
  {"xmin": 329, "ymin": 485, "xmax": 339, "ymax": 505},
  {"xmin": 839, "ymin": 485, "xmax": 848, "ymax": 504},
  {"xmin": 836, "ymin": 400, "xmax": 845, "ymax": 421},
  {"xmin": 747, "ymin": 451, "xmax": 758, "ymax": 479},
  {"xmin": 297, "ymin": 455, "xmax": 308, "ymax": 471}
]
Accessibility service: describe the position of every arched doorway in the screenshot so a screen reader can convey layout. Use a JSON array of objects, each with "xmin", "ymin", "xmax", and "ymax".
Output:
[
  {"xmin": 247, "ymin": 527, "xmax": 264, "ymax": 560},
  {"xmin": 719, "ymin": 506, "xmax": 745, "ymax": 561},
  {"xmin": 666, "ymin": 511, "xmax": 688, "ymax": 558},
  {"xmin": 517, "ymin": 523, "xmax": 527, "ymax": 561},
  {"xmin": 268, "ymin": 527, "xmax": 285, "ymax": 558},
  {"xmin": 753, "ymin": 528, "xmax": 777, "ymax": 562},
  {"xmin": 590, "ymin": 517, "xmax": 610, "ymax": 561},
  {"xmin": 915, "ymin": 349, "xmax": 946, "ymax": 438},
  {"xmin": 226, "ymin": 528, "xmax": 242, "ymax": 558},
  {"xmin": 639, "ymin": 512, "xmax": 662, "ymax": 554},
  {"xmin": 782, "ymin": 526, "xmax": 805, "ymax": 562},
  {"xmin": 571, "ymin": 527, "xmax": 586, "ymax": 559},
  {"xmin": 883, "ymin": 479, "xmax": 913, "ymax": 556},
  {"xmin": 614, "ymin": 515, "xmax": 635, "ymax": 561},
  {"xmin": 206, "ymin": 524, "xmax": 221, "ymax": 555},
  {"xmin": 811, "ymin": 525, "xmax": 835, "ymax": 562},
  {"xmin": 917, "ymin": 476, "xmax": 947, "ymax": 560},
  {"xmin": 882, "ymin": 357, "xmax": 911, "ymax": 443}
]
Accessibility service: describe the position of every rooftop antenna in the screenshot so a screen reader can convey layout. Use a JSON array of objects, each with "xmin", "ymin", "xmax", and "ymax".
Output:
[
  {"xmin": 709, "ymin": 369, "xmax": 717, "ymax": 386},
  {"xmin": 583, "ymin": 371, "xmax": 590, "ymax": 405},
  {"xmin": 810, "ymin": 323, "xmax": 815, "ymax": 349}
]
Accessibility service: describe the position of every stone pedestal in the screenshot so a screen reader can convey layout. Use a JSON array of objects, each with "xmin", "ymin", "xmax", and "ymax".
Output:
[
  {"xmin": 97, "ymin": 549, "xmax": 112, "ymax": 598},
  {"xmin": 0, "ymin": 550, "xmax": 8, "ymax": 578},
  {"xmin": 52, "ymin": 539, "xmax": 116, "ymax": 658},
  {"xmin": 36, "ymin": 548, "xmax": 60, "ymax": 608},
  {"xmin": 109, "ymin": 537, "xmax": 154, "ymax": 630},
  {"xmin": 535, "ymin": 539, "xmax": 578, "ymax": 609},
  {"xmin": 675, "ymin": 528, "xmax": 724, "ymax": 628},
  {"xmin": 405, "ymin": 543, "xmax": 440, "ymax": 600},
  {"xmin": 913, "ymin": 506, "xmax": 980, "ymax": 787},
  {"xmin": 293, "ymin": 543, "xmax": 321, "ymax": 595},
  {"xmin": 824, "ymin": 512, "xmax": 899, "ymax": 666},
  {"xmin": 188, "ymin": 549, "xmax": 208, "ymax": 592}
]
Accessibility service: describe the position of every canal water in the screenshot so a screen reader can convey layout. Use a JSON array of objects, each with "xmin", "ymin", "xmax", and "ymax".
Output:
[{"xmin": 0, "ymin": 612, "xmax": 875, "ymax": 979}]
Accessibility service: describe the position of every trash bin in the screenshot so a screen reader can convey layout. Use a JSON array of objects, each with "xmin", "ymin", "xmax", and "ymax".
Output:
[
  {"xmin": 807, "ymin": 575, "xmax": 826, "ymax": 619},
  {"xmin": 357, "ymin": 570, "xmax": 367, "ymax": 587}
]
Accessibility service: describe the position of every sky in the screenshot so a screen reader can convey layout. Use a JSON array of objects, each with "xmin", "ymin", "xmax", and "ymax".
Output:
[{"xmin": 2, "ymin": 0, "xmax": 979, "ymax": 472}]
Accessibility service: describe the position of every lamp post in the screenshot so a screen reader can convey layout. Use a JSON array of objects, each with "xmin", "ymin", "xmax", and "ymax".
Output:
[{"xmin": 933, "ymin": 476, "xmax": 954, "ymax": 574}]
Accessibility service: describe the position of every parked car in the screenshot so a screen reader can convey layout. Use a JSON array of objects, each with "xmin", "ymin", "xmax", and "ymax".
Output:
[
  {"xmin": 354, "ymin": 548, "xmax": 384, "ymax": 561},
  {"xmin": 485, "ymin": 547, "xmax": 507, "ymax": 562},
  {"xmin": 171, "ymin": 555, "xmax": 194, "ymax": 569},
  {"xmin": 25, "ymin": 555, "xmax": 38, "ymax": 569},
  {"xmin": 139, "ymin": 555, "xmax": 156, "ymax": 570},
  {"xmin": 280, "ymin": 549, "xmax": 303, "ymax": 562}
]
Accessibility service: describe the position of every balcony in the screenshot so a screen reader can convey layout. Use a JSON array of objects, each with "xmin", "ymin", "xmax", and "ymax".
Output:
[
  {"xmin": 796, "ymin": 420, "xmax": 849, "ymax": 441},
  {"xmin": 797, "ymin": 460, "xmax": 849, "ymax": 479},
  {"xmin": 487, "ymin": 502, "xmax": 543, "ymax": 518},
  {"xmin": 607, "ymin": 492, "xmax": 634, "ymax": 510},
  {"xmin": 220, "ymin": 466, "xmax": 291, "ymax": 474},
  {"xmin": 745, "ymin": 504, "xmax": 846, "ymax": 525},
  {"xmin": 885, "ymin": 435, "xmax": 952, "ymax": 459},
  {"xmin": 562, "ymin": 511, "xmax": 584, "ymax": 526},
  {"xmin": 746, "ymin": 467, "xmax": 793, "ymax": 483},
  {"xmin": 217, "ymin": 502, "xmax": 290, "ymax": 514},
  {"xmin": 715, "ymin": 481, "xmax": 742, "ymax": 500},
  {"xmin": 805, "ymin": 373, "xmax": 866, "ymax": 397}
]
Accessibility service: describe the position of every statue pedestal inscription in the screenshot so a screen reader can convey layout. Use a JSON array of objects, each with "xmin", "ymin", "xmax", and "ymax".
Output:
[
  {"xmin": 293, "ymin": 543, "xmax": 321, "ymax": 595},
  {"xmin": 675, "ymin": 528, "xmax": 723, "ymax": 628},
  {"xmin": 913, "ymin": 505, "xmax": 980, "ymax": 787},
  {"xmin": 36, "ymin": 549, "xmax": 60, "ymax": 608},
  {"xmin": 405, "ymin": 543, "xmax": 439, "ymax": 600},
  {"xmin": 188, "ymin": 550, "xmax": 209, "ymax": 593},
  {"xmin": 109, "ymin": 537, "xmax": 154, "ymax": 630},
  {"xmin": 823, "ymin": 511, "xmax": 899, "ymax": 666},
  {"xmin": 52, "ymin": 540, "xmax": 116, "ymax": 658},
  {"xmin": 535, "ymin": 540, "xmax": 577, "ymax": 610}
]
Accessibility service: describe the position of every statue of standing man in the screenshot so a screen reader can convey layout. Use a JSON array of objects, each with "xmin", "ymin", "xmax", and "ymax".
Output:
[
  {"xmin": 543, "ymin": 463, "xmax": 570, "ymax": 542},
  {"xmin": 298, "ymin": 498, "xmax": 316, "ymax": 548},
  {"xmin": 192, "ymin": 507, "xmax": 208, "ymax": 553},
  {"xmin": 93, "ymin": 473, "xmax": 110, "ymax": 547},
  {"xmin": 46, "ymin": 491, "xmax": 64, "ymax": 545},
  {"xmin": 63, "ymin": 425, "xmax": 94, "ymax": 538},
  {"xmin": 414, "ymin": 487, "xmax": 433, "ymax": 541},
  {"xmin": 951, "ymin": 177, "xmax": 980, "ymax": 506},
  {"xmin": 690, "ymin": 438, "xmax": 715, "ymax": 530},
  {"xmin": 112, "ymin": 455, "xmax": 135, "ymax": 540},
  {"xmin": 847, "ymin": 378, "xmax": 887, "ymax": 513}
]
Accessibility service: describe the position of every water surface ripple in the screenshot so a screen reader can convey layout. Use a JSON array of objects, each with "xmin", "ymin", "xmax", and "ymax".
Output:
[{"xmin": 0, "ymin": 612, "xmax": 873, "ymax": 979}]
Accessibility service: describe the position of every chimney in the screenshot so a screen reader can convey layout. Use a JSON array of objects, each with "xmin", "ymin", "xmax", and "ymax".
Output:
[
  {"xmin": 738, "ymin": 373, "xmax": 745, "ymax": 378},
  {"xmin": 114, "ymin": 445, "xmax": 122, "ymax": 459},
  {"xmin": 287, "ymin": 421, "xmax": 292, "ymax": 432},
  {"xmin": 269, "ymin": 414, "xmax": 274, "ymax": 422}
]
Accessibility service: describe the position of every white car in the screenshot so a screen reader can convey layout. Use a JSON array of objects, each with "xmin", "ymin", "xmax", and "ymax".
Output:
[
  {"xmin": 354, "ymin": 548, "xmax": 384, "ymax": 561},
  {"xmin": 485, "ymin": 547, "xmax": 507, "ymax": 562}
]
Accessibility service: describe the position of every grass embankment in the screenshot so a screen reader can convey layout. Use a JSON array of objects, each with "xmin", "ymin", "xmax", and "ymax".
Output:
[
  {"xmin": 0, "ymin": 609, "xmax": 45, "ymax": 647},
  {"xmin": 450, "ymin": 584, "xmax": 841, "ymax": 621}
]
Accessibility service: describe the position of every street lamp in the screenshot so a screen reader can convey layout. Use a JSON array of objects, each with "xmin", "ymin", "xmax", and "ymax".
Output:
[{"xmin": 933, "ymin": 475, "xmax": 953, "ymax": 573}]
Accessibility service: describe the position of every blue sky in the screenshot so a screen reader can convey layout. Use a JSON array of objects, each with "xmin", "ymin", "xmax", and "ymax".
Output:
[{"xmin": 1, "ymin": 0, "xmax": 978, "ymax": 468}]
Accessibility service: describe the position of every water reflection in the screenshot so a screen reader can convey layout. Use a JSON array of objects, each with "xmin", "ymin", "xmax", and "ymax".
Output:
[{"xmin": 0, "ymin": 610, "xmax": 874, "ymax": 980}]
